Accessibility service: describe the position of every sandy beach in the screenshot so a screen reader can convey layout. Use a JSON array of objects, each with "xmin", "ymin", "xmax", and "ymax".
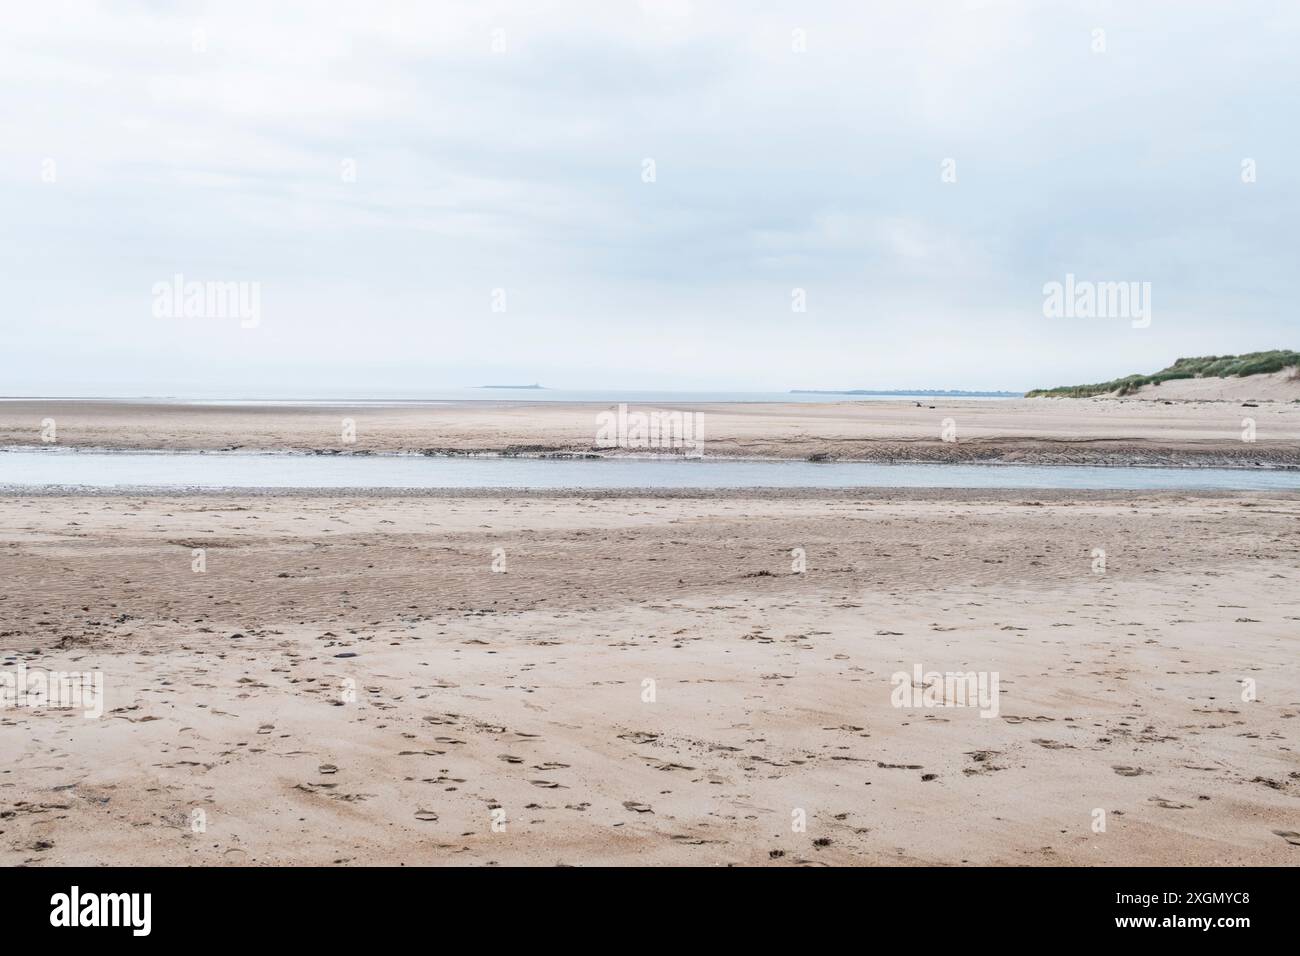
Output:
[
  {"xmin": 2, "ymin": 486, "xmax": 1297, "ymax": 866},
  {"xmin": 9, "ymin": 0, "xmax": 1300, "ymax": 920},
  {"xmin": 3, "ymin": 400, "xmax": 1298, "ymax": 866},
  {"xmin": 3, "ymin": 397, "xmax": 1298, "ymax": 467}
]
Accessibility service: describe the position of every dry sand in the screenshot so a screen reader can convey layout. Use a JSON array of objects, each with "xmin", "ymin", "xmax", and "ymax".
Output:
[
  {"xmin": 2, "ymin": 489, "xmax": 1297, "ymax": 866},
  {"xmin": 3, "ymin": 397, "xmax": 1298, "ymax": 466}
]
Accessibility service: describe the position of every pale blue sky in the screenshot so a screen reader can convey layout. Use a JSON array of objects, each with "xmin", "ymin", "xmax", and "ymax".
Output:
[{"xmin": 2, "ymin": 1, "xmax": 1296, "ymax": 395}]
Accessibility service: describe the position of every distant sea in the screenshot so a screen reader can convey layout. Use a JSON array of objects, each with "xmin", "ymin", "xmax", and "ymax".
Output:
[{"xmin": 1, "ymin": 387, "xmax": 1023, "ymax": 405}]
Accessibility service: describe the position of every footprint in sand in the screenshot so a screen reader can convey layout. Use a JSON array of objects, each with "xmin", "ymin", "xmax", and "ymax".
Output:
[
  {"xmin": 1149, "ymin": 796, "xmax": 1192, "ymax": 810},
  {"xmin": 1112, "ymin": 766, "xmax": 1145, "ymax": 776},
  {"xmin": 414, "ymin": 809, "xmax": 439, "ymax": 822},
  {"xmin": 618, "ymin": 731, "xmax": 659, "ymax": 745}
]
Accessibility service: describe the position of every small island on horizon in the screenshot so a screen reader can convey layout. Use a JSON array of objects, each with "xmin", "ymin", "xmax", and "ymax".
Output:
[{"xmin": 477, "ymin": 383, "xmax": 545, "ymax": 390}]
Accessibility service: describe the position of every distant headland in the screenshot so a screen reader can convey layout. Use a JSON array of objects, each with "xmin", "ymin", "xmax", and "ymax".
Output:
[
  {"xmin": 477, "ymin": 384, "xmax": 545, "ymax": 390},
  {"xmin": 791, "ymin": 388, "xmax": 1023, "ymax": 398}
]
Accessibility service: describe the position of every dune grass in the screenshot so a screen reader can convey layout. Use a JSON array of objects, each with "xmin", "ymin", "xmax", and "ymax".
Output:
[{"xmin": 1026, "ymin": 351, "xmax": 1300, "ymax": 398}]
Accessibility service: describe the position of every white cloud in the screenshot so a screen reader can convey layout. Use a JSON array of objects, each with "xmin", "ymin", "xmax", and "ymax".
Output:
[{"xmin": 1, "ymin": 1, "xmax": 1296, "ymax": 393}]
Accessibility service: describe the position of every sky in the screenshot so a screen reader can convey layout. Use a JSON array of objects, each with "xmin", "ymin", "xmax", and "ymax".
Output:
[{"xmin": 2, "ymin": 1, "xmax": 1297, "ymax": 395}]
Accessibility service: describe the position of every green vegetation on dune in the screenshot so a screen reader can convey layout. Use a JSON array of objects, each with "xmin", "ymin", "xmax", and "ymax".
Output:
[{"xmin": 1026, "ymin": 351, "xmax": 1300, "ymax": 398}]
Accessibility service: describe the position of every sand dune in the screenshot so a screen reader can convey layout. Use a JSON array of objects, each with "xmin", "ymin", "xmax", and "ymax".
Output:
[{"xmin": 1120, "ymin": 369, "xmax": 1300, "ymax": 403}]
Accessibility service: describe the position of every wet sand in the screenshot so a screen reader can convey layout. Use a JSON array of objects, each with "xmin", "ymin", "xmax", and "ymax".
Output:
[{"xmin": 2, "ymin": 489, "xmax": 1297, "ymax": 865}]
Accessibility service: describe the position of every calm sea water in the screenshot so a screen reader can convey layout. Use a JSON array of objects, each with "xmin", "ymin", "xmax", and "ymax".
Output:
[
  {"xmin": 1, "ymin": 449, "xmax": 1295, "ymax": 491},
  {"xmin": 0, "ymin": 388, "xmax": 1020, "ymax": 406}
]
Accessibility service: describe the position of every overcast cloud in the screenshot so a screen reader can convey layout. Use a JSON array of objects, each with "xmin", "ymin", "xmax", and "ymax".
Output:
[{"xmin": 2, "ymin": 1, "xmax": 1296, "ymax": 394}]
